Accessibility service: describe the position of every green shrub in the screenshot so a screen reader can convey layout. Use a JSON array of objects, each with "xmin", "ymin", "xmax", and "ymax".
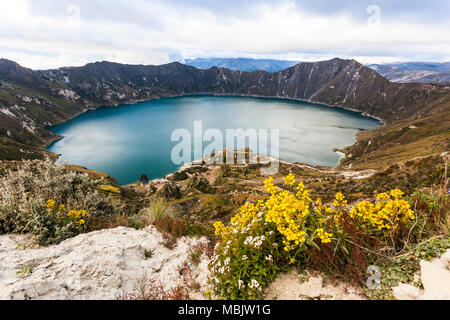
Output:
[
  {"xmin": 209, "ymin": 213, "xmax": 289, "ymax": 299},
  {"xmin": 30, "ymin": 201, "xmax": 89, "ymax": 245},
  {"xmin": 0, "ymin": 157, "xmax": 120, "ymax": 244},
  {"xmin": 408, "ymin": 191, "xmax": 449, "ymax": 242}
]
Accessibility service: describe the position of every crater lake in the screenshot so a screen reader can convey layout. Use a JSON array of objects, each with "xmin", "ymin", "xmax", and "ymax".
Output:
[{"xmin": 47, "ymin": 95, "xmax": 381, "ymax": 185}]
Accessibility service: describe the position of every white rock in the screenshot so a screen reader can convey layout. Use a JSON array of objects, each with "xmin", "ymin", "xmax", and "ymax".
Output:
[
  {"xmin": 392, "ymin": 283, "xmax": 421, "ymax": 300},
  {"xmin": 393, "ymin": 249, "xmax": 450, "ymax": 300},
  {"xmin": 58, "ymin": 89, "xmax": 79, "ymax": 100},
  {"xmin": 0, "ymin": 107, "xmax": 16, "ymax": 118},
  {"xmin": 420, "ymin": 250, "xmax": 450, "ymax": 299},
  {"xmin": 0, "ymin": 226, "xmax": 209, "ymax": 300},
  {"xmin": 264, "ymin": 269, "xmax": 364, "ymax": 300}
]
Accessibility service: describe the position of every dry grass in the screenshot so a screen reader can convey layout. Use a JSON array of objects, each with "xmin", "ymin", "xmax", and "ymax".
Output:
[{"xmin": 117, "ymin": 279, "xmax": 190, "ymax": 300}]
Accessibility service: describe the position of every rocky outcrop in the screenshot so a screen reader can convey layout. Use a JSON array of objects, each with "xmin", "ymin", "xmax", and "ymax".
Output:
[
  {"xmin": 393, "ymin": 250, "xmax": 450, "ymax": 300},
  {"xmin": 189, "ymin": 176, "xmax": 215, "ymax": 194},
  {"xmin": 264, "ymin": 269, "xmax": 364, "ymax": 300},
  {"xmin": 0, "ymin": 226, "xmax": 209, "ymax": 300},
  {"xmin": 1, "ymin": 224, "xmax": 448, "ymax": 300},
  {"xmin": 156, "ymin": 181, "xmax": 182, "ymax": 199}
]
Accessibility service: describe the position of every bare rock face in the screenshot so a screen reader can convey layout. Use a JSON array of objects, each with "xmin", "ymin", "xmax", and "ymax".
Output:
[
  {"xmin": 157, "ymin": 181, "xmax": 182, "ymax": 199},
  {"xmin": 189, "ymin": 176, "xmax": 215, "ymax": 194},
  {"xmin": 264, "ymin": 269, "xmax": 364, "ymax": 300},
  {"xmin": 393, "ymin": 249, "xmax": 450, "ymax": 300},
  {"xmin": 0, "ymin": 226, "xmax": 208, "ymax": 300}
]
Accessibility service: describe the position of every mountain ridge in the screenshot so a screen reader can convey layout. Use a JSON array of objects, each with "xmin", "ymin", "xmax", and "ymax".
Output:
[
  {"xmin": 184, "ymin": 58, "xmax": 450, "ymax": 84},
  {"xmin": 37, "ymin": 57, "xmax": 449, "ymax": 122},
  {"xmin": 0, "ymin": 57, "xmax": 449, "ymax": 165},
  {"xmin": 367, "ymin": 62, "xmax": 450, "ymax": 84},
  {"xmin": 184, "ymin": 57, "xmax": 300, "ymax": 72}
]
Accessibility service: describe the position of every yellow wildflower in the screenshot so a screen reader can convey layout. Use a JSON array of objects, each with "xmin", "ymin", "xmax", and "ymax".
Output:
[
  {"xmin": 333, "ymin": 192, "xmax": 348, "ymax": 207},
  {"xmin": 46, "ymin": 199, "xmax": 55, "ymax": 209},
  {"xmin": 215, "ymin": 175, "xmax": 415, "ymax": 266},
  {"xmin": 350, "ymin": 190, "xmax": 414, "ymax": 232},
  {"xmin": 214, "ymin": 221, "xmax": 229, "ymax": 237},
  {"xmin": 264, "ymin": 177, "xmax": 278, "ymax": 194},
  {"xmin": 377, "ymin": 192, "xmax": 390, "ymax": 201},
  {"xmin": 316, "ymin": 228, "xmax": 333, "ymax": 244},
  {"xmin": 67, "ymin": 210, "xmax": 77, "ymax": 218},
  {"xmin": 390, "ymin": 189, "xmax": 404, "ymax": 199},
  {"xmin": 283, "ymin": 173, "xmax": 296, "ymax": 187}
]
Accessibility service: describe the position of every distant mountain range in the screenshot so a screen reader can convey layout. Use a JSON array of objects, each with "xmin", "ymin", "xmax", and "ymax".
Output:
[
  {"xmin": 0, "ymin": 57, "xmax": 449, "ymax": 163},
  {"xmin": 184, "ymin": 57, "xmax": 300, "ymax": 72},
  {"xmin": 367, "ymin": 62, "xmax": 450, "ymax": 84},
  {"xmin": 369, "ymin": 62, "xmax": 450, "ymax": 72},
  {"xmin": 185, "ymin": 58, "xmax": 450, "ymax": 84}
]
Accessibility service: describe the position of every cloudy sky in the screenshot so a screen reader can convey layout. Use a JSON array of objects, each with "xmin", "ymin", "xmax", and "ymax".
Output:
[{"xmin": 0, "ymin": 0, "xmax": 449, "ymax": 69}]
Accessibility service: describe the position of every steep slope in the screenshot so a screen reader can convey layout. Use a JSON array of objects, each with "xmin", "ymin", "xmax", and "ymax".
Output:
[
  {"xmin": 416, "ymin": 71, "xmax": 450, "ymax": 85},
  {"xmin": 0, "ymin": 59, "xmax": 93, "ymax": 159},
  {"xmin": 41, "ymin": 58, "xmax": 448, "ymax": 123},
  {"xmin": 340, "ymin": 103, "xmax": 450, "ymax": 170},
  {"xmin": 0, "ymin": 58, "xmax": 449, "ymax": 164}
]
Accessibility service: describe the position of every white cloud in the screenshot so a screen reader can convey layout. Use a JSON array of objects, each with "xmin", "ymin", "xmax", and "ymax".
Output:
[{"xmin": 0, "ymin": 0, "xmax": 449, "ymax": 69}]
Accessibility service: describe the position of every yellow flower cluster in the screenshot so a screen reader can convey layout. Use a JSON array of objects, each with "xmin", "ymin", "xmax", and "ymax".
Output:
[
  {"xmin": 214, "ymin": 200, "xmax": 265, "ymax": 238},
  {"xmin": 68, "ymin": 209, "xmax": 87, "ymax": 225},
  {"xmin": 214, "ymin": 175, "xmax": 415, "ymax": 253},
  {"xmin": 349, "ymin": 189, "xmax": 415, "ymax": 231},
  {"xmin": 46, "ymin": 200, "xmax": 88, "ymax": 226},
  {"xmin": 265, "ymin": 176, "xmax": 313, "ymax": 251},
  {"xmin": 213, "ymin": 221, "xmax": 230, "ymax": 237},
  {"xmin": 231, "ymin": 201, "xmax": 264, "ymax": 229},
  {"xmin": 316, "ymin": 228, "xmax": 332, "ymax": 243},
  {"xmin": 46, "ymin": 199, "xmax": 56, "ymax": 209},
  {"xmin": 214, "ymin": 174, "xmax": 336, "ymax": 253},
  {"xmin": 333, "ymin": 192, "xmax": 348, "ymax": 208},
  {"xmin": 211, "ymin": 174, "xmax": 417, "ymax": 300},
  {"xmin": 264, "ymin": 177, "xmax": 278, "ymax": 194},
  {"xmin": 283, "ymin": 173, "xmax": 296, "ymax": 187},
  {"xmin": 314, "ymin": 198, "xmax": 334, "ymax": 223}
]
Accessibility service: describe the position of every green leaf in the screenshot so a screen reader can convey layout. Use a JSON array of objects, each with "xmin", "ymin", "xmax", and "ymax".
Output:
[
  {"xmin": 309, "ymin": 241, "xmax": 321, "ymax": 251},
  {"xmin": 341, "ymin": 245, "xmax": 349, "ymax": 255}
]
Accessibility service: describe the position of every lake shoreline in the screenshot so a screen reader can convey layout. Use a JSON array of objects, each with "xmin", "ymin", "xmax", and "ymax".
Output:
[{"xmin": 45, "ymin": 94, "xmax": 382, "ymax": 185}]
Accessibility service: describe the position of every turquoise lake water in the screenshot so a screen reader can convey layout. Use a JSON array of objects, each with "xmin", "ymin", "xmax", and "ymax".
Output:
[{"xmin": 47, "ymin": 95, "xmax": 381, "ymax": 185}]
